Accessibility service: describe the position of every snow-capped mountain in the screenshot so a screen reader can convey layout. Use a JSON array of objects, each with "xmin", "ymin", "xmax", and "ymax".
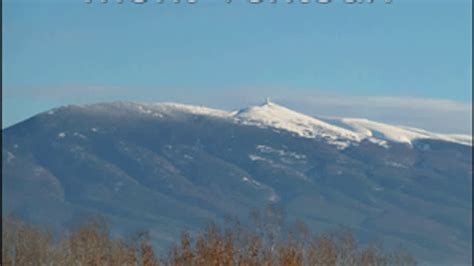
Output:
[
  {"xmin": 2, "ymin": 101, "xmax": 472, "ymax": 264},
  {"xmin": 47, "ymin": 100, "xmax": 471, "ymax": 148}
]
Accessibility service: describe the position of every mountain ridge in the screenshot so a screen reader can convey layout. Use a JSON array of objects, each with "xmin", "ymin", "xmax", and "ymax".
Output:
[{"xmin": 35, "ymin": 100, "xmax": 472, "ymax": 147}]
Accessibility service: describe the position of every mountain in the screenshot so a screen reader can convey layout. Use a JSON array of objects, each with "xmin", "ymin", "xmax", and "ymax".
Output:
[{"xmin": 2, "ymin": 101, "xmax": 472, "ymax": 264}]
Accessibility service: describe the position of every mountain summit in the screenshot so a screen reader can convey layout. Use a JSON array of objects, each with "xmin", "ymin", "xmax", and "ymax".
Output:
[{"xmin": 2, "ymin": 101, "xmax": 472, "ymax": 264}]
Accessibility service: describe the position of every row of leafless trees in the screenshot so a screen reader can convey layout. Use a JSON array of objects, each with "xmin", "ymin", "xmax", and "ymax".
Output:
[
  {"xmin": 2, "ymin": 208, "xmax": 417, "ymax": 266},
  {"xmin": 2, "ymin": 215, "xmax": 159, "ymax": 266}
]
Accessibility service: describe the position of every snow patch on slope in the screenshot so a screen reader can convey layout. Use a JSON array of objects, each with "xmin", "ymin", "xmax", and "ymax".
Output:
[
  {"xmin": 6, "ymin": 151, "xmax": 15, "ymax": 163},
  {"xmin": 256, "ymin": 145, "xmax": 306, "ymax": 160},
  {"xmin": 241, "ymin": 176, "xmax": 279, "ymax": 202}
]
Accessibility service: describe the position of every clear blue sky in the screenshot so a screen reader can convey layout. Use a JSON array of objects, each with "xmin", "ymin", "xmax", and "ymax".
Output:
[{"xmin": 2, "ymin": 0, "xmax": 472, "ymax": 132}]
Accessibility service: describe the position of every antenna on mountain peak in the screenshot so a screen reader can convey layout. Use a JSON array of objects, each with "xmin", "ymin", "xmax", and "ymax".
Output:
[{"xmin": 265, "ymin": 97, "xmax": 271, "ymax": 104}]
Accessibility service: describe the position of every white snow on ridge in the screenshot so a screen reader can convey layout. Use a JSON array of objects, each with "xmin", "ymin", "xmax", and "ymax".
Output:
[
  {"xmin": 234, "ymin": 101, "xmax": 362, "ymax": 149},
  {"xmin": 55, "ymin": 100, "xmax": 471, "ymax": 148},
  {"xmin": 339, "ymin": 118, "xmax": 471, "ymax": 147},
  {"xmin": 445, "ymin": 134, "xmax": 472, "ymax": 146},
  {"xmin": 341, "ymin": 118, "xmax": 431, "ymax": 145},
  {"xmin": 147, "ymin": 102, "xmax": 231, "ymax": 118},
  {"xmin": 79, "ymin": 102, "xmax": 231, "ymax": 119}
]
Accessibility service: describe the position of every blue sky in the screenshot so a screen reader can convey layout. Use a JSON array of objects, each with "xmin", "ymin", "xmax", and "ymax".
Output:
[{"xmin": 2, "ymin": 0, "xmax": 472, "ymax": 133}]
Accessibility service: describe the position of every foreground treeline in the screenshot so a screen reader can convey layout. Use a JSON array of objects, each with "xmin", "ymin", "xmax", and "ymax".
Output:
[{"xmin": 2, "ymin": 209, "xmax": 417, "ymax": 266}]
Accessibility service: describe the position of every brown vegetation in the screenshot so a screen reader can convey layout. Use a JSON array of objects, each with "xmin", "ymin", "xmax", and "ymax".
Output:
[
  {"xmin": 2, "ymin": 207, "xmax": 417, "ymax": 266},
  {"xmin": 2, "ymin": 215, "xmax": 157, "ymax": 266}
]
